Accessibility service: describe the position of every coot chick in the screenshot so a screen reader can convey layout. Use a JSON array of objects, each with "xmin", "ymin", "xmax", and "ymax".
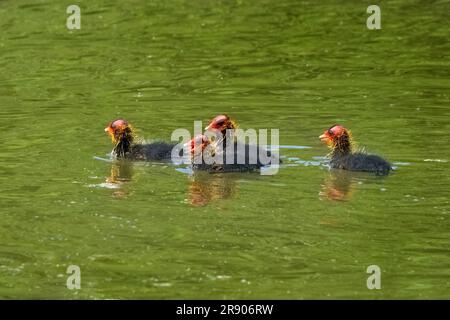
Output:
[
  {"xmin": 319, "ymin": 125, "xmax": 392, "ymax": 175},
  {"xmin": 187, "ymin": 134, "xmax": 278, "ymax": 173},
  {"xmin": 105, "ymin": 119, "xmax": 175, "ymax": 161}
]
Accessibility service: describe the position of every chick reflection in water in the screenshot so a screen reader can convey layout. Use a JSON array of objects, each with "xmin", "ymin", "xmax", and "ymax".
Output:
[
  {"xmin": 319, "ymin": 170, "xmax": 357, "ymax": 201},
  {"xmin": 106, "ymin": 161, "xmax": 134, "ymax": 199},
  {"xmin": 188, "ymin": 172, "xmax": 238, "ymax": 206}
]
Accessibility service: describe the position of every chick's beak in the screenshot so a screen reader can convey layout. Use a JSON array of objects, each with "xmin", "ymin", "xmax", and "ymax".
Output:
[
  {"xmin": 319, "ymin": 133, "xmax": 328, "ymax": 142},
  {"xmin": 105, "ymin": 126, "xmax": 114, "ymax": 135},
  {"xmin": 204, "ymin": 124, "xmax": 212, "ymax": 131}
]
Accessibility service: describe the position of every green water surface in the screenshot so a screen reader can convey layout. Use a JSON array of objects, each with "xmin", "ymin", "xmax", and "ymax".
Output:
[{"xmin": 0, "ymin": 0, "xmax": 449, "ymax": 299}]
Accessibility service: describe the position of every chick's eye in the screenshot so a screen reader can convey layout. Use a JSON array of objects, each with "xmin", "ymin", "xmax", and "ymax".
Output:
[
  {"xmin": 216, "ymin": 120, "xmax": 224, "ymax": 125},
  {"xmin": 328, "ymin": 129, "xmax": 333, "ymax": 135}
]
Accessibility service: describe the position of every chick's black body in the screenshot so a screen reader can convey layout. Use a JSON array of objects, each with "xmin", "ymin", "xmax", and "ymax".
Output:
[
  {"xmin": 112, "ymin": 139, "xmax": 177, "ymax": 161},
  {"xmin": 192, "ymin": 141, "xmax": 279, "ymax": 173},
  {"xmin": 330, "ymin": 152, "xmax": 392, "ymax": 176}
]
